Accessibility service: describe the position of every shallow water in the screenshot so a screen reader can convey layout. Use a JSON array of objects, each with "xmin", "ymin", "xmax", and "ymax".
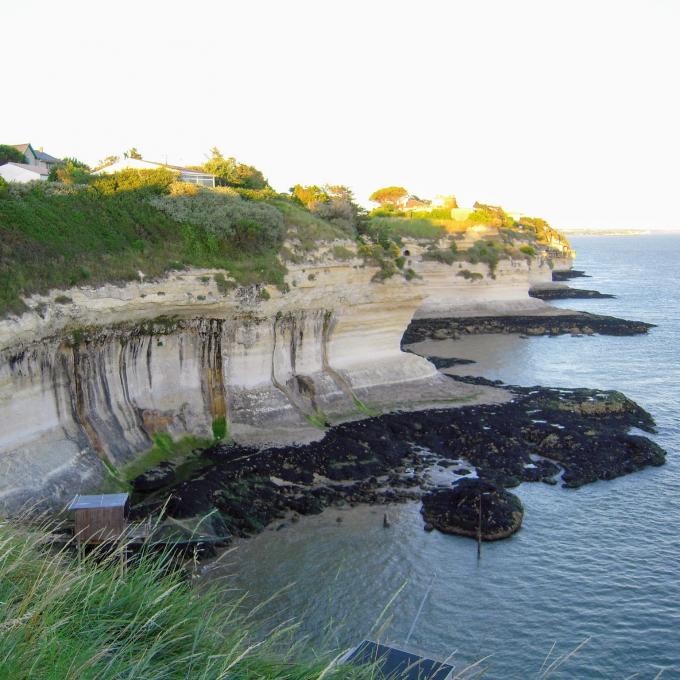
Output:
[{"xmin": 213, "ymin": 235, "xmax": 680, "ymax": 679}]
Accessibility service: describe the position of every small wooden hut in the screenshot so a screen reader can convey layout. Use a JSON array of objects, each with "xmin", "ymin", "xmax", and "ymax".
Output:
[{"xmin": 67, "ymin": 493, "xmax": 130, "ymax": 544}]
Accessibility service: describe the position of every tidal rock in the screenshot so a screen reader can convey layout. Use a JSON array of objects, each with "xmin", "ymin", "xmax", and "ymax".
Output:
[
  {"xmin": 421, "ymin": 479, "xmax": 524, "ymax": 541},
  {"xmin": 131, "ymin": 461, "xmax": 176, "ymax": 492}
]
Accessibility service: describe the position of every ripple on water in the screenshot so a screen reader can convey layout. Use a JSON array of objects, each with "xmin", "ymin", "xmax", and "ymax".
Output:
[{"xmin": 214, "ymin": 236, "xmax": 680, "ymax": 679}]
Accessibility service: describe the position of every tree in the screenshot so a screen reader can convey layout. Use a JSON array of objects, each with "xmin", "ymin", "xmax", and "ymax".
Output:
[
  {"xmin": 290, "ymin": 184, "xmax": 328, "ymax": 207},
  {"xmin": 369, "ymin": 186, "xmax": 408, "ymax": 206},
  {"xmin": 48, "ymin": 157, "xmax": 92, "ymax": 184},
  {"xmin": 124, "ymin": 147, "xmax": 142, "ymax": 159},
  {"xmin": 95, "ymin": 155, "xmax": 119, "ymax": 170},
  {"xmin": 0, "ymin": 144, "xmax": 25, "ymax": 166},
  {"xmin": 203, "ymin": 147, "xmax": 269, "ymax": 190}
]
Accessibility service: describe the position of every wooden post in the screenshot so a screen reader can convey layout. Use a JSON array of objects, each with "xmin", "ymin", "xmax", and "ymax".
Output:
[{"xmin": 477, "ymin": 492, "xmax": 482, "ymax": 560}]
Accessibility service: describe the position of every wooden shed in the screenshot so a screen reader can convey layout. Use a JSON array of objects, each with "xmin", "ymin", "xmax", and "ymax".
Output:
[{"xmin": 67, "ymin": 493, "xmax": 130, "ymax": 544}]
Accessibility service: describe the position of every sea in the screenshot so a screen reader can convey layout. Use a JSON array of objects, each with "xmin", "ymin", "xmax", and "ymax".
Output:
[{"xmin": 211, "ymin": 234, "xmax": 680, "ymax": 679}]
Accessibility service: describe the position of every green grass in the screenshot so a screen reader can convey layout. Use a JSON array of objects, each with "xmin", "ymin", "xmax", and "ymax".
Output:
[
  {"xmin": 365, "ymin": 216, "xmax": 447, "ymax": 240},
  {"xmin": 107, "ymin": 433, "xmax": 213, "ymax": 489},
  {"xmin": 0, "ymin": 184, "xmax": 347, "ymax": 317},
  {"xmin": 0, "ymin": 518, "xmax": 377, "ymax": 680}
]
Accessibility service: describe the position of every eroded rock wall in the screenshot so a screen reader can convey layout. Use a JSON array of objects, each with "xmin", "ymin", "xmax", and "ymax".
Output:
[{"xmin": 0, "ymin": 249, "xmax": 555, "ymax": 511}]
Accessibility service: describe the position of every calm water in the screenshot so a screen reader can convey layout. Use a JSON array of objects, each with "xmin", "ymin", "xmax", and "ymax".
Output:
[{"xmin": 213, "ymin": 235, "xmax": 680, "ymax": 679}]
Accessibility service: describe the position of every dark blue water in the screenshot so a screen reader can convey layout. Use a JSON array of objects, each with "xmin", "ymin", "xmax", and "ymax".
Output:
[{"xmin": 217, "ymin": 235, "xmax": 680, "ymax": 679}]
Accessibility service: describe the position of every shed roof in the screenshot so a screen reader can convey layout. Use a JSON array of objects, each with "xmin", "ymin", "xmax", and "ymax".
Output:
[
  {"xmin": 345, "ymin": 641, "xmax": 454, "ymax": 679},
  {"xmin": 68, "ymin": 493, "xmax": 129, "ymax": 510}
]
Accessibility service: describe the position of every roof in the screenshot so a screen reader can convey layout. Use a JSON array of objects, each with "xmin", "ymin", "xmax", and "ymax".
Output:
[
  {"xmin": 3, "ymin": 163, "xmax": 49, "ymax": 176},
  {"xmin": 93, "ymin": 157, "xmax": 214, "ymax": 178},
  {"xmin": 345, "ymin": 641, "xmax": 454, "ymax": 679},
  {"xmin": 11, "ymin": 143, "xmax": 32, "ymax": 155},
  {"xmin": 34, "ymin": 149, "xmax": 61, "ymax": 163},
  {"xmin": 68, "ymin": 493, "xmax": 129, "ymax": 510}
]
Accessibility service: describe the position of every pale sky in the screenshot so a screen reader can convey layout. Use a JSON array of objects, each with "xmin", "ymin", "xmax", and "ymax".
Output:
[{"xmin": 3, "ymin": 0, "xmax": 679, "ymax": 229}]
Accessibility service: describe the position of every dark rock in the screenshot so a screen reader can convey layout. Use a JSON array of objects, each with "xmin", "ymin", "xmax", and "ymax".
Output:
[
  {"xmin": 421, "ymin": 479, "xmax": 524, "ymax": 540},
  {"xmin": 552, "ymin": 269, "xmax": 590, "ymax": 281},
  {"xmin": 530, "ymin": 286, "xmax": 615, "ymax": 301},
  {"xmin": 453, "ymin": 468, "xmax": 472, "ymax": 476},
  {"xmin": 131, "ymin": 461, "xmax": 176, "ymax": 492},
  {"xmin": 402, "ymin": 313, "xmax": 654, "ymax": 344}
]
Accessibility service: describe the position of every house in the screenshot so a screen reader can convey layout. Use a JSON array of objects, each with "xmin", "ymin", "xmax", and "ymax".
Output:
[
  {"xmin": 93, "ymin": 157, "xmax": 216, "ymax": 187},
  {"xmin": 11, "ymin": 143, "xmax": 62, "ymax": 171},
  {"xmin": 0, "ymin": 162, "xmax": 49, "ymax": 183}
]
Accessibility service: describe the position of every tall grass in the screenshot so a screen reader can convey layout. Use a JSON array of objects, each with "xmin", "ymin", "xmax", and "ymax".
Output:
[{"xmin": 0, "ymin": 517, "xmax": 375, "ymax": 680}]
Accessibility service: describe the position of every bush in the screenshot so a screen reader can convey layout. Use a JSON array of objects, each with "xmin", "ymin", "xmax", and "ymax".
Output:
[
  {"xmin": 457, "ymin": 269, "xmax": 484, "ymax": 281},
  {"xmin": 519, "ymin": 244, "xmax": 537, "ymax": 257},
  {"xmin": 464, "ymin": 239, "xmax": 510, "ymax": 275},
  {"xmin": 364, "ymin": 217, "xmax": 446, "ymax": 240},
  {"xmin": 0, "ymin": 176, "xmax": 8, "ymax": 198},
  {"xmin": 151, "ymin": 190, "xmax": 285, "ymax": 253},
  {"xmin": 93, "ymin": 167, "xmax": 177, "ymax": 195},
  {"xmin": 0, "ymin": 144, "xmax": 24, "ymax": 165}
]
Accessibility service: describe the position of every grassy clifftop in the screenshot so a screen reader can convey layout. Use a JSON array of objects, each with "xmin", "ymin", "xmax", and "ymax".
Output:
[
  {"xmin": 0, "ymin": 178, "xmax": 353, "ymax": 317},
  {"xmin": 0, "ymin": 172, "xmax": 571, "ymax": 318}
]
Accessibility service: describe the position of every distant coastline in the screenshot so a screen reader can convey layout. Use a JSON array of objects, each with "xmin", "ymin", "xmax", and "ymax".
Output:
[{"xmin": 561, "ymin": 228, "xmax": 680, "ymax": 237}]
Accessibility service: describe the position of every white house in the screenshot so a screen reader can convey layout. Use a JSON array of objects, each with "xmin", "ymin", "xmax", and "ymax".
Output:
[
  {"xmin": 0, "ymin": 163, "xmax": 49, "ymax": 183},
  {"xmin": 93, "ymin": 157, "xmax": 216, "ymax": 187}
]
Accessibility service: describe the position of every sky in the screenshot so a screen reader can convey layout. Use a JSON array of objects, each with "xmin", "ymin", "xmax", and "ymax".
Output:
[{"xmin": 3, "ymin": 0, "xmax": 679, "ymax": 229}]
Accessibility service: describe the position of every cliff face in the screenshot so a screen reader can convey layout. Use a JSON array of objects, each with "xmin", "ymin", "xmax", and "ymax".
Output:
[{"xmin": 0, "ymin": 246, "xmax": 555, "ymax": 512}]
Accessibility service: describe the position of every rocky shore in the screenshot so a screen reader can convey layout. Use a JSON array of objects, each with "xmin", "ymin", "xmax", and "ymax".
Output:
[
  {"xmin": 402, "ymin": 312, "xmax": 653, "ymax": 343},
  {"xmin": 529, "ymin": 285, "xmax": 615, "ymax": 301},
  {"xmin": 130, "ymin": 376, "xmax": 665, "ymax": 542}
]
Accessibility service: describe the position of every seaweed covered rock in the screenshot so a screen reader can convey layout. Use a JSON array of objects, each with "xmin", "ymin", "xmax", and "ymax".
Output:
[{"xmin": 421, "ymin": 479, "xmax": 524, "ymax": 541}]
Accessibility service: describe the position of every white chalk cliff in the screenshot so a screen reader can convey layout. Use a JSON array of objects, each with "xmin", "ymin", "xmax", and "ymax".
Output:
[{"xmin": 0, "ymin": 241, "xmax": 562, "ymax": 511}]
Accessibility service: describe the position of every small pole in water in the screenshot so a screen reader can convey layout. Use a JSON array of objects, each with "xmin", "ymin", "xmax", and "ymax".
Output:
[
  {"xmin": 383, "ymin": 512, "xmax": 390, "ymax": 528},
  {"xmin": 477, "ymin": 492, "xmax": 482, "ymax": 560}
]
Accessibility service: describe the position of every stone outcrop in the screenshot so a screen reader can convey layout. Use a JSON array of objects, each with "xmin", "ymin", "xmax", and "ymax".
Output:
[{"xmin": 421, "ymin": 479, "xmax": 524, "ymax": 540}]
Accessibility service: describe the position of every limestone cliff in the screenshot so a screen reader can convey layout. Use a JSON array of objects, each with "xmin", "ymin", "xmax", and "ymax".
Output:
[{"xmin": 0, "ymin": 241, "xmax": 561, "ymax": 512}]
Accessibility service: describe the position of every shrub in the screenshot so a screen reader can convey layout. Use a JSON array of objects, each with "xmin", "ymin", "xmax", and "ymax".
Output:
[
  {"xmin": 214, "ymin": 272, "xmax": 237, "ymax": 295},
  {"xmin": 464, "ymin": 239, "xmax": 510, "ymax": 275},
  {"xmin": 331, "ymin": 245, "xmax": 354, "ymax": 260},
  {"xmin": 364, "ymin": 217, "xmax": 446, "ymax": 240},
  {"xmin": 151, "ymin": 190, "xmax": 285, "ymax": 253},
  {"xmin": 0, "ymin": 175, "xmax": 8, "ymax": 198},
  {"xmin": 169, "ymin": 181, "xmax": 199, "ymax": 196},
  {"xmin": 519, "ymin": 244, "xmax": 537, "ymax": 257},
  {"xmin": 93, "ymin": 167, "xmax": 177, "ymax": 195},
  {"xmin": 457, "ymin": 269, "xmax": 484, "ymax": 281},
  {"xmin": 0, "ymin": 144, "xmax": 24, "ymax": 165}
]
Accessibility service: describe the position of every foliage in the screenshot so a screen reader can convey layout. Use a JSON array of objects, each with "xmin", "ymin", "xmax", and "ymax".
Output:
[
  {"xmin": 290, "ymin": 183, "xmax": 327, "ymax": 207},
  {"xmin": 0, "ymin": 176, "xmax": 7, "ymax": 198},
  {"xmin": 364, "ymin": 216, "xmax": 447, "ymax": 240},
  {"xmin": 422, "ymin": 241, "xmax": 459, "ymax": 265},
  {"xmin": 93, "ymin": 167, "xmax": 177, "ymax": 195},
  {"xmin": 204, "ymin": 147, "xmax": 269, "ymax": 189},
  {"xmin": 151, "ymin": 190, "xmax": 285, "ymax": 253},
  {"xmin": 95, "ymin": 154, "xmax": 119, "ymax": 170},
  {"xmin": 457, "ymin": 268, "xmax": 484, "ymax": 281},
  {"xmin": 464, "ymin": 239, "xmax": 511, "ymax": 275},
  {"xmin": 214, "ymin": 272, "xmax": 237, "ymax": 295},
  {"xmin": 0, "ymin": 144, "xmax": 25, "ymax": 165},
  {"xmin": 48, "ymin": 157, "xmax": 91, "ymax": 184},
  {"xmin": 0, "ymin": 182, "xmax": 289, "ymax": 316},
  {"xmin": 518, "ymin": 215, "xmax": 572, "ymax": 251},
  {"xmin": 469, "ymin": 202, "xmax": 515, "ymax": 229},
  {"xmin": 519, "ymin": 244, "xmax": 537, "ymax": 257},
  {"xmin": 0, "ymin": 518, "xmax": 379, "ymax": 679},
  {"xmin": 369, "ymin": 186, "xmax": 408, "ymax": 206},
  {"xmin": 331, "ymin": 244, "xmax": 354, "ymax": 260},
  {"xmin": 368, "ymin": 204, "xmax": 405, "ymax": 218},
  {"xmin": 212, "ymin": 415, "xmax": 228, "ymax": 440},
  {"xmin": 124, "ymin": 147, "xmax": 142, "ymax": 159}
]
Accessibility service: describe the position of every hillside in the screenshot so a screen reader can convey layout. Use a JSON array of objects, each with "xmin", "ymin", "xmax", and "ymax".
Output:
[{"xmin": 0, "ymin": 173, "xmax": 571, "ymax": 318}]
